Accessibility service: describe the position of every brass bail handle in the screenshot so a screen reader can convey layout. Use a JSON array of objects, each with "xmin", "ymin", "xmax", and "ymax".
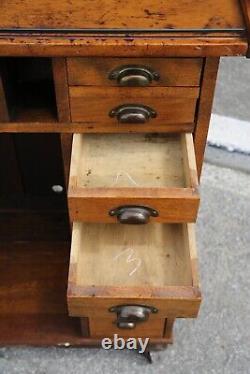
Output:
[
  {"xmin": 109, "ymin": 65, "xmax": 160, "ymax": 87},
  {"xmin": 109, "ymin": 205, "xmax": 159, "ymax": 224},
  {"xmin": 109, "ymin": 305, "xmax": 158, "ymax": 330},
  {"xmin": 109, "ymin": 104, "xmax": 157, "ymax": 124}
]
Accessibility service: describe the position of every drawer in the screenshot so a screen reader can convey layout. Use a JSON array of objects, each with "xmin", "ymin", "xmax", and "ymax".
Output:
[
  {"xmin": 68, "ymin": 133, "xmax": 199, "ymax": 223},
  {"xmin": 69, "ymin": 87, "xmax": 199, "ymax": 133},
  {"xmin": 67, "ymin": 223, "xmax": 201, "ymax": 338},
  {"xmin": 67, "ymin": 58, "xmax": 203, "ymax": 87}
]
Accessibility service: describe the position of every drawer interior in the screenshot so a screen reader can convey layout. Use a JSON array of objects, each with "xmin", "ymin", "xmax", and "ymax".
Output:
[
  {"xmin": 70, "ymin": 223, "xmax": 193, "ymax": 288},
  {"xmin": 76, "ymin": 133, "xmax": 186, "ymax": 188},
  {"xmin": 68, "ymin": 222, "xmax": 201, "ymax": 318},
  {"xmin": 68, "ymin": 133, "xmax": 199, "ymax": 223},
  {"xmin": 70, "ymin": 133, "xmax": 198, "ymax": 189}
]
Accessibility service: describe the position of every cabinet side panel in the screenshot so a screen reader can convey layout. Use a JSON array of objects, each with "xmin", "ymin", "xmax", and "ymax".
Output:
[
  {"xmin": 0, "ymin": 67, "xmax": 9, "ymax": 122},
  {"xmin": 52, "ymin": 58, "xmax": 72, "ymax": 187},
  {"xmin": 240, "ymin": 0, "xmax": 250, "ymax": 57},
  {"xmin": 194, "ymin": 58, "xmax": 220, "ymax": 178}
]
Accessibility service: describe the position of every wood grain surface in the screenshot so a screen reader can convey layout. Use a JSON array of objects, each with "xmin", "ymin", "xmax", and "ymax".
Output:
[
  {"xmin": 0, "ymin": 0, "xmax": 244, "ymax": 30},
  {"xmin": 88, "ymin": 316, "xmax": 166, "ymax": 339},
  {"xmin": 52, "ymin": 58, "xmax": 71, "ymax": 122},
  {"xmin": 52, "ymin": 58, "xmax": 73, "ymax": 187},
  {"xmin": 68, "ymin": 222, "xmax": 201, "ymax": 318},
  {"xmin": 67, "ymin": 58, "xmax": 203, "ymax": 87},
  {"xmin": 69, "ymin": 86, "xmax": 199, "ymax": 127},
  {"xmin": 194, "ymin": 58, "xmax": 220, "ymax": 178},
  {"xmin": 68, "ymin": 133, "xmax": 200, "ymax": 223},
  {"xmin": 0, "ymin": 36, "xmax": 247, "ymax": 58},
  {"xmin": 0, "ymin": 121, "xmax": 195, "ymax": 134}
]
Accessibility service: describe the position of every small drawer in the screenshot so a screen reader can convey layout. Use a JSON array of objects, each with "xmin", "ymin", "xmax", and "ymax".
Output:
[
  {"xmin": 69, "ymin": 86, "xmax": 199, "ymax": 133},
  {"xmin": 67, "ymin": 58, "xmax": 203, "ymax": 87},
  {"xmin": 68, "ymin": 133, "xmax": 199, "ymax": 223},
  {"xmin": 67, "ymin": 222, "xmax": 201, "ymax": 339}
]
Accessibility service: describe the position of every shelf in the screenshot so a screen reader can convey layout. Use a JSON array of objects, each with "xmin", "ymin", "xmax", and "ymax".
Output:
[{"xmin": 14, "ymin": 106, "xmax": 57, "ymax": 123}]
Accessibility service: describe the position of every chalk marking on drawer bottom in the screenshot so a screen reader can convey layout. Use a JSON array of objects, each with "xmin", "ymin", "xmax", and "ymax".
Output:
[
  {"xmin": 113, "ymin": 248, "xmax": 142, "ymax": 276},
  {"xmin": 112, "ymin": 170, "xmax": 139, "ymax": 187}
]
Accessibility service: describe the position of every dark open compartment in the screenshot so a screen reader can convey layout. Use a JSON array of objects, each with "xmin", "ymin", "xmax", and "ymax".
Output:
[{"xmin": 1, "ymin": 58, "xmax": 57, "ymax": 122}]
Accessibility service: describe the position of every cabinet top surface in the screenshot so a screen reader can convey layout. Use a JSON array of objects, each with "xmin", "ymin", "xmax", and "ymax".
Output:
[{"xmin": 0, "ymin": 0, "xmax": 245, "ymax": 32}]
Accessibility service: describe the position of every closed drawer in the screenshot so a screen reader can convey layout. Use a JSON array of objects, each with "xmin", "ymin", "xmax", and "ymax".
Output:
[
  {"xmin": 68, "ymin": 133, "xmax": 199, "ymax": 223},
  {"xmin": 67, "ymin": 222, "xmax": 201, "ymax": 338},
  {"xmin": 67, "ymin": 58, "xmax": 203, "ymax": 87},
  {"xmin": 69, "ymin": 87, "xmax": 199, "ymax": 133}
]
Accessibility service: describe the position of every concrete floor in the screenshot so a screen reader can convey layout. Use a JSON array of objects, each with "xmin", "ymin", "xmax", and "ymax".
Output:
[
  {"xmin": 214, "ymin": 57, "xmax": 250, "ymax": 122},
  {"xmin": 0, "ymin": 58, "xmax": 250, "ymax": 373}
]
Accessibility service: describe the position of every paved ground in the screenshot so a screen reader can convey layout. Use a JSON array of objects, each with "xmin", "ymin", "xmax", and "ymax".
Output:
[
  {"xmin": 214, "ymin": 57, "xmax": 250, "ymax": 122},
  {"xmin": 0, "ymin": 59, "xmax": 250, "ymax": 374}
]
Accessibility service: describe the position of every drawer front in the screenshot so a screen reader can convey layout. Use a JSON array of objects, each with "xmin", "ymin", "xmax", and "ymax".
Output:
[
  {"xmin": 67, "ymin": 223, "xmax": 201, "ymax": 339},
  {"xmin": 87, "ymin": 317, "xmax": 166, "ymax": 339},
  {"xmin": 69, "ymin": 87, "xmax": 199, "ymax": 132},
  {"xmin": 68, "ymin": 133, "xmax": 199, "ymax": 223},
  {"xmin": 67, "ymin": 58, "xmax": 203, "ymax": 87}
]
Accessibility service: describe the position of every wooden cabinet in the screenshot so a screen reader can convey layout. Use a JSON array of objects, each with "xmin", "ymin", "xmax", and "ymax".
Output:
[{"xmin": 0, "ymin": 0, "xmax": 250, "ymax": 351}]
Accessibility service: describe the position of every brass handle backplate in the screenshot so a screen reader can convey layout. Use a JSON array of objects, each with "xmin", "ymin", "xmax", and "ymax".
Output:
[
  {"xmin": 109, "ymin": 304, "xmax": 158, "ymax": 330},
  {"xmin": 109, "ymin": 65, "xmax": 160, "ymax": 87},
  {"xmin": 109, "ymin": 104, "xmax": 157, "ymax": 124},
  {"xmin": 109, "ymin": 205, "xmax": 159, "ymax": 224}
]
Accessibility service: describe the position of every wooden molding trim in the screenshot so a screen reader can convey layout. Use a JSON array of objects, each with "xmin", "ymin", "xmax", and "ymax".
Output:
[{"xmin": 0, "ymin": 36, "xmax": 247, "ymax": 57}]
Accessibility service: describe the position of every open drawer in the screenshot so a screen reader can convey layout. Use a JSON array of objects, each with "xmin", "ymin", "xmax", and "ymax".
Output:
[
  {"xmin": 67, "ymin": 223, "xmax": 201, "ymax": 338},
  {"xmin": 68, "ymin": 133, "xmax": 200, "ymax": 223}
]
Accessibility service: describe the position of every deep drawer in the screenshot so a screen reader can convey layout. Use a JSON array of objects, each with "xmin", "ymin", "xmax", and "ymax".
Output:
[
  {"xmin": 67, "ymin": 222, "xmax": 201, "ymax": 338},
  {"xmin": 68, "ymin": 133, "xmax": 200, "ymax": 223}
]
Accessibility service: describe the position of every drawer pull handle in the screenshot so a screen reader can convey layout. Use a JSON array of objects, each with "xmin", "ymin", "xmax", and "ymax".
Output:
[
  {"xmin": 109, "ymin": 205, "xmax": 158, "ymax": 224},
  {"xmin": 109, "ymin": 104, "xmax": 157, "ymax": 124},
  {"xmin": 109, "ymin": 305, "xmax": 158, "ymax": 330},
  {"xmin": 109, "ymin": 65, "xmax": 160, "ymax": 87}
]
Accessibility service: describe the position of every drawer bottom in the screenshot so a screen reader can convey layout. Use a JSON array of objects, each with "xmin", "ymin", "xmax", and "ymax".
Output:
[{"xmin": 67, "ymin": 223, "xmax": 201, "ymax": 339}]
